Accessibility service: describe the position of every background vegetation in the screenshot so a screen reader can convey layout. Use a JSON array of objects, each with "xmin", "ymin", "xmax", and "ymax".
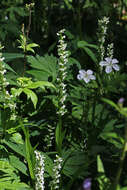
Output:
[{"xmin": 1, "ymin": 0, "xmax": 127, "ymax": 190}]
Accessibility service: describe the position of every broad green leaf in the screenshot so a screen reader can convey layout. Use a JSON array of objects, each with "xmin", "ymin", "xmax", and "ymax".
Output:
[
  {"xmin": 9, "ymin": 155, "xmax": 28, "ymax": 176},
  {"xmin": 27, "ymin": 54, "xmax": 57, "ymax": 82},
  {"xmin": 10, "ymin": 133, "xmax": 24, "ymax": 144},
  {"xmin": 63, "ymin": 151, "xmax": 88, "ymax": 178},
  {"xmin": 2, "ymin": 139, "xmax": 26, "ymax": 157},
  {"xmin": 27, "ymin": 70, "xmax": 49, "ymax": 81},
  {"xmin": 27, "ymin": 81, "xmax": 56, "ymax": 90},
  {"xmin": 23, "ymin": 88, "xmax": 38, "ymax": 109}
]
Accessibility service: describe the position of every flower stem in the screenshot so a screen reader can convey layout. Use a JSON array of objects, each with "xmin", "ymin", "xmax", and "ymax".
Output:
[{"xmin": 112, "ymin": 124, "xmax": 127, "ymax": 189}]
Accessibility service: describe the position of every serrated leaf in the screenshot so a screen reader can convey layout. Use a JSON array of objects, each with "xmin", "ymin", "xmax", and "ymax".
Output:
[{"xmin": 27, "ymin": 54, "xmax": 57, "ymax": 82}]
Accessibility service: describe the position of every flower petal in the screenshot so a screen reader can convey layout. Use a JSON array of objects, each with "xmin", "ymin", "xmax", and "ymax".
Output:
[
  {"xmin": 105, "ymin": 66, "xmax": 112, "ymax": 73},
  {"xmin": 90, "ymin": 75, "xmax": 96, "ymax": 80},
  {"xmin": 79, "ymin": 69, "xmax": 86, "ymax": 74},
  {"xmin": 105, "ymin": 57, "xmax": 112, "ymax": 63},
  {"xmin": 112, "ymin": 58, "xmax": 119, "ymax": 64},
  {"xmin": 77, "ymin": 74, "xmax": 83, "ymax": 80},
  {"xmin": 113, "ymin": 64, "xmax": 120, "ymax": 71},
  {"xmin": 99, "ymin": 61, "xmax": 107, "ymax": 66},
  {"xmin": 87, "ymin": 70, "xmax": 93, "ymax": 75},
  {"xmin": 83, "ymin": 77, "xmax": 90, "ymax": 83}
]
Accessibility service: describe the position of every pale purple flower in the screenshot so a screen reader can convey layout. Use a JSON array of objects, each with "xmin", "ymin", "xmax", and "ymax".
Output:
[
  {"xmin": 118, "ymin": 98, "xmax": 125, "ymax": 104},
  {"xmin": 83, "ymin": 178, "xmax": 91, "ymax": 190},
  {"xmin": 99, "ymin": 57, "xmax": 120, "ymax": 73},
  {"xmin": 77, "ymin": 69, "xmax": 96, "ymax": 83}
]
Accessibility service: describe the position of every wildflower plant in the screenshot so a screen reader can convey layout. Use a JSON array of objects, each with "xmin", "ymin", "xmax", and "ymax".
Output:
[
  {"xmin": 0, "ymin": 43, "xmax": 16, "ymax": 121},
  {"xmin": 51, "ymin": 154, "xmax": 63, "ymax": 190},
  {"xmin": 56, "ymin": 29, "xmax": 68, "ymax": 116},
  {"xmin": 55, "ymin": 29, "xmax": 68, "ymax": 154},
  {"xmin": 35, "ymin": 150, "xmax": 45, "ymax": 190},
  {"xmin": 98, "ymin": 16, "xmax": 109, "ymax": 61}
]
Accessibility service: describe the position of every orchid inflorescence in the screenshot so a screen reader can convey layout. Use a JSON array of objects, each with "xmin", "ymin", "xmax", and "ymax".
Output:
[{"xmin": 57, "ymin": 29, "xmax": 68, "ymax": 116}]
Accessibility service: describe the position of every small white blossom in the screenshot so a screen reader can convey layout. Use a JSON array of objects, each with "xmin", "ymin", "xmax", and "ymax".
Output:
[
  {"xmin": 77, "ymin": 69, "xmax": 96, "ymax": 83},
  {"xmin": 51, "ymin": 155, "xmax": 63, "ymax": 189},
  {"xmin": 0, "ymin": 57, "xmax": 5, "ymax": 62},
  {"xmin": 35, "ymin": 151, "xmax": 45, "ymax": 190},
  {"xmin": 99, "ymin": 57, "xmax": 120, "ymax": 73}
]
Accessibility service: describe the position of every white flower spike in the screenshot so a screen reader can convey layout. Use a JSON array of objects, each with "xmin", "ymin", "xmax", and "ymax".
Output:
[
  {"xmin": 77, "ymin": 69, "xmax": 96, "ymax": 83},
  {"xmin": 99, "ymin": 57, "xmax": 120, "ymax": 73}
]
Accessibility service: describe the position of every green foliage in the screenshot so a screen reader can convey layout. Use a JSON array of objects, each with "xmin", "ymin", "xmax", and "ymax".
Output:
[{"xmin": 1, "ymin": 1, "xmax": 127, "ymax": 189}]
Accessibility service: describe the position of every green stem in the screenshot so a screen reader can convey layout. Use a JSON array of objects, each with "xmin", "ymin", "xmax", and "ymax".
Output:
[{"xmin": 112, "ymin": 125, "xmax": 127, "ymax": 189}]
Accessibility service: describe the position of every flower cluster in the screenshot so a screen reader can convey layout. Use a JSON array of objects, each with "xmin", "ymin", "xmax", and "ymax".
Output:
[
  {"xmin": 98, "ymin": 16, "xmax": 109, "ymax": 60},
  {"xmin": 35, "ymin": 150, "xmax": 45, "ymax": 190},
  {"xmin": 0, "ymin": 43, "xmax": 16, "ymax": 120},
  {"xmin": 57, "ymin": 29, "xmax": 68, "ymax": 116},
  {"xmin": 44, "ymin": 124, "xmax": 55, "ymax": 150},
  {"xmin": 51, "ymin": 154, "xmax": 63, "ymax": 189}
]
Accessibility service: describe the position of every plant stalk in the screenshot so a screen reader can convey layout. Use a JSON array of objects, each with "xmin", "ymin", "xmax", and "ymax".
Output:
[{"xmin": 112, "ymin": 125, "xmax": 127, "ymax": 189}]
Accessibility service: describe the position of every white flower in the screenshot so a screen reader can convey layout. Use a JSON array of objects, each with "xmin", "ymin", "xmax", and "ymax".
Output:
[
  {"xmin": 99, "ymin": 57, "xmax": 120, "ymax": 73},
  {"xmin": 77, "ymin": 69, "xmax": 96, "ymax": 83}
]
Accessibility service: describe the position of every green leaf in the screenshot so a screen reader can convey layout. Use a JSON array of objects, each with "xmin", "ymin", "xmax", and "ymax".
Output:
[
  {"xmin": 27, "ymin": 54, "xmax": 57, "ymax": 82},
  {"xmin": 10, "ymin": 133, "xmax": 24, "ymax": 144},
  {"xmin": 97, "ymin": 155, "xmax": 105, "ymax": 173},
  {"xmin": 3, "ymin": 53, "xmax": 24, "ymax": 62},
  {"xmin": 27, "ymin": 70, "xmax": 49, "ymax": 81},
  {"xmin": 9, "ymin": 155, "xmax": 28, "ymax": 176},
  {"xmin": 63, "ymin": 151, "xmax": 88, "ymax": 178},
  {"xmin": 121, "ymin": 187, "xmax": 127, "ymax": 190},
  {"xmin": 4, "ymin": 63, "xmax": 17, "ymax": 74},
  {"xmin": 26, "ymin": 43, "xmax": 39, "ymax": 53},
  {"xmin": 83, "ymin": 46, "xmax": 97, "ymax": 63},
  {"xmin": 23, "ymin": 88, "xmax": 38, "ymax": 109},
  {"xmin": 102, "ymin": 98, "xmax": 119, "ymax": 111},
  {"xmin": 21, "ymin": 125, "xmax": 35, "ymax": 180},
  {"xmin": 11, "ymin": 88, "xmax": 23, "ymax": 97},
  {"xmin": 77, "ymin": 40, "xmax": 98, "ymax": 49},
  {"xmin": 77, "ymin": 41, "xmax": 98, "ymax": 63},
  {"xmin": 0, "ymin": 182, "xmax": 29, "ymax": 190},
  {"xmin": 2, "ymin": 139, "xmax": 26, "ymax": 157},
  {"xmin": 27, "ymin": 81, "xmax": 56, "ymax": 90}
]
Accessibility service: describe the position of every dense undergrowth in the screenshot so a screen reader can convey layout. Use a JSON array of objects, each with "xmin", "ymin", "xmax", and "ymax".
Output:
[{"xmin": 1, "ymin": 1, "xmax": 127, "ymax": 190}]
